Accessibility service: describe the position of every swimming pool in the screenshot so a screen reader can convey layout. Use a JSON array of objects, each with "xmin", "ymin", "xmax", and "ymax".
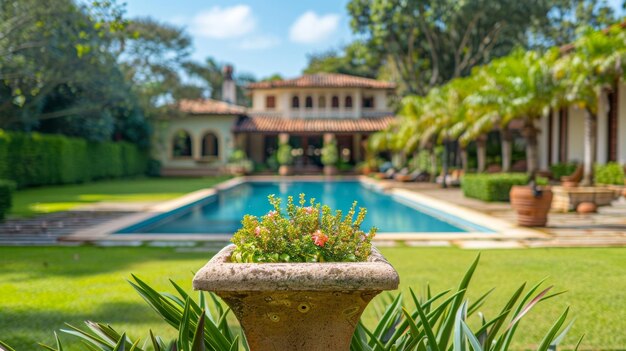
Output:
[{"xmin": 116, "ymin": 180, "xmax": 493, "ymax": 235}]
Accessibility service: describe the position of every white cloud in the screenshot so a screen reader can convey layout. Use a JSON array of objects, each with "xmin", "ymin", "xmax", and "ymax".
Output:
[
  {"xmin": 238, "ymin": 35, "xmax": 281, "ymax": 50},
  {"xmin": 289, "ymin": 11, "xmax": 340, "ymax": 44},
  {"xmin": 191, "ymin": 5, "xmax": 256, "ymax": 39}
]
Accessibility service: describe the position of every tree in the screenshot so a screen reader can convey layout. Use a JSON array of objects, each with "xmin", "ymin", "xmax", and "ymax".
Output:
[
  {"xmin": 184, "ymin": 57, "xmax": 256, "ymax": 107},
  {"xmin": 303, "ymin": 42, "xmax": 381, "ymax": 78},
  {"xmin": 554, "ymin": 25, "xmax": 626, "ymax": 185},
  {"xmin": 119, "ymin": 17, "xmax": 201, "ymax": 118},
  {"xmin": 346, "ymin": 0, "xmax": 615, "ymax": 96},
  {"xmin": 529, "ymin": 0, "xmax": 615, "ymax": 48},
  {"xmin": 0, "ymin": 0, "xmax": 142, "ymax": 142}
]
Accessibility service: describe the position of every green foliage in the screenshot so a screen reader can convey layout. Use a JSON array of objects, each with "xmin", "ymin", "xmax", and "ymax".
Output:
[
  {"xmin": 351, "ymin": 256, "xmax": 575, "ymax": 351},
  {"xmin": 0, "ymin": 131, "xmax": 147, "ymax": 188},
  {"xmin": 0, "ymin": 256, "xmax": 577, "ymax": 351},
  {"xmin": 594, "ymin": 162, "xmax": 625, "ymax": 185},
  {"xmin": 551, "ymin": 162, "xmax": 579, "ymax": 180},
  {"xmin": 146, "ymin": 159, "xmax": 162, "ymax": 177},
  {"xmin": 461, "ymin": 173, "xmax": 529, "ymax": 202},
  {"xmin": 231, "ymin": 194, "xmax": 376, "ymax": 263},
  {"xmin": 276, "ymin": 142, "xmax": 293, "ymax": 166},
  {"xmin": 346, "ymin": 0, "xmax": 614, "ymax": 95},
  {"xmin": 303, "ymin": 42, "xmax": 381, "ymax": 79},
  {"xmin": 0, "ymin": 179, "xmax": 16, "ymax": 220},
  {"xmin": 321, "ymin": 139, "xmax": 339, "ymax": 166}
]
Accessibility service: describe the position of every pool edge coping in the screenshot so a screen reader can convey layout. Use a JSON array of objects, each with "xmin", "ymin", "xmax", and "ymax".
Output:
[{"xmin": 60, "ymin": 176, "xmax": 546, "ymax": 243}]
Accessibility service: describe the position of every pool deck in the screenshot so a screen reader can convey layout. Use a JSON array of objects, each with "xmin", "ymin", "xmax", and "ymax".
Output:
[{"xmin": 4, "ymin": 176, "xmax": 626, "ymax": 248}]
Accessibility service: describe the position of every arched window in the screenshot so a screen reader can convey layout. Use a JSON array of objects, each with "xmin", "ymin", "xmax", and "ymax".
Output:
[
  {"xmin": 318, "ymin": 96, "xmax": 326, "ymax": 108},
  {"xmin": 172, "ymin": 130, "xmax": 192, "ymax": 157},
  {"xmin": 345, "ymin": 95, "xmax": 353, "ymax": 109},
  {"xmin": 331, "ymin": 95, "xmax": 340, "ymax": 108},
  {"xmin": 305, "ymin": 96, "xmax": 313, "ymax": 108},
  {"xmin": 201, "ymin": 132, "xmax": 219, "ymax": 157},
  {"xmin": 292, "ymin": 95, "xmax": 300, "ymax": 108}
]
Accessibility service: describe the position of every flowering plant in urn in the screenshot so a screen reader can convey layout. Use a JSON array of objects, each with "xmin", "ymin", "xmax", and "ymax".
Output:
[{"xmin": 230, "ymin": 193, "xmax": 376, "ymax": 263}]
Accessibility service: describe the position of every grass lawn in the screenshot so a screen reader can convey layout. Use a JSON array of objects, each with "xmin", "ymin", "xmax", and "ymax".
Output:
[
  {"xmin": 0, "ymin": 246, "xmax": 624, "ymax": 350},
  {"xmin": 9, "ymin": 176, "xmax": 231, "ymax": 217}
]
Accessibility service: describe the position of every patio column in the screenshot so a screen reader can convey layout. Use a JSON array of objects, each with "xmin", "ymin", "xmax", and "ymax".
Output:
[
  {"xmin": 597, "ymin": 92, "xmax": 609, "ymax": 164},
  {"xmin": 353, "ymin": 134, "xmax": 362, "ymax": 162},
  {"xmin": 323, "ymin": 133, "xmax": 335, "ymax": 144},
  {"xmin": 279, "ymin": 133, "xmax": 290, "ymax": 144}
]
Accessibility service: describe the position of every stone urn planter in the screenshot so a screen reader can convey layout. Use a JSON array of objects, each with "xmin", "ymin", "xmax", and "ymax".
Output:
[
  {"xmin": 193, "ymin": 244, "xmax": 399, "ymax": 351},
  {"xmin": 323, "ymin": 165, "xmax": 338, "ymax": 176},
  {"xmin": 510, "ymin": 185, "xmax": 553, "ymax": 227},
  {"xmin": 278, "ymin": 165, "xmax": 292, "ymax": 176}
]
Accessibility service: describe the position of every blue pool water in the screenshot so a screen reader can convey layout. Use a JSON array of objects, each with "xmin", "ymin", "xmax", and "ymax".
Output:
[{"xmin": 116, "ymin": 181, "xmax": 486, "ymax": 234}]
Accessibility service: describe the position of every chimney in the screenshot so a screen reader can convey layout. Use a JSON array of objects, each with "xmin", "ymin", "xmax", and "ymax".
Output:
[{"xmin": 222, "ymin": 65, "xmax": 236, "ymax": 104}]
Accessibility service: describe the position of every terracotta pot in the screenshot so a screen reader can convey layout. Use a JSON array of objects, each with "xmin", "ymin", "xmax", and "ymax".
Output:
[
  {"xmin": 193, "ymin": 245, "xmax": 399, "ymax": 351},
  {"xmin": 362, "ymin": 166, "xmax": 372, "ymax": 175},
  {"xmin": 323, "ymin": 165, "xmax": 338, "ymax": 176},
  {"xmin": 510, "ymin": 185, "xmax": 553, "ymax": 227},
  {"xmin": 278, "ymin": 165, "xmax": 292, "ymax": 176},
  {"xmin": 577, "ymin": 202, "xmax": 597, "ymax": 213}
]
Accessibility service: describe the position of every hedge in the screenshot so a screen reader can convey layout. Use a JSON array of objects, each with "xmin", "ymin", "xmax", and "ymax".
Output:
[
  {"xmin": 595, "ymin": 162, "xmax": 625, "ymax": 185},
  {"xmin": 0, "ymin": 131, "xmax": 148, "ymax": 188},
  {"xmin": 461, "ymin": 173, "xmax": 529, "ymax": 202},
  {"xmin": 550, "ymin": 162, "xmax": 578, "ymax": 180},
  {"xmin": 0, "ymin": 179, "xmax": 16, "ymax": 220}
]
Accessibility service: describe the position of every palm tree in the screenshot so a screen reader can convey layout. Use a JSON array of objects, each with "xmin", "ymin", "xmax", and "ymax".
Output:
[
  {"xmin": 554, "ymin": 25, "xmax": 626, "ymax": 185},
  {"xmin": 474, "ymin": 50, "xmax": 559, "ymax": 175}
]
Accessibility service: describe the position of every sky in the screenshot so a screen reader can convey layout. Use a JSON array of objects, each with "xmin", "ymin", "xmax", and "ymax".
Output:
[
  {"xmin": 126, "ymin": 0, "xmax": 355, "ymax": 79},
  {"xmin": 126, "ymin": 0, "xmax": 625, "ymax": 80}
]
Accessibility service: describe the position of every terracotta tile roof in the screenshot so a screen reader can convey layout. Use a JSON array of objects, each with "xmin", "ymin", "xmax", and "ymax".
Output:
[
  {"xmin": 247, "ymin": 73, "xmax": 396, "ymax": 90},
  {"xmin": 233, "ymin": 116, "xmax": 395, "ymax": 133},
  {"xmin": 177, "ymin": 99, "xmax": 246, "ymax": 115}
]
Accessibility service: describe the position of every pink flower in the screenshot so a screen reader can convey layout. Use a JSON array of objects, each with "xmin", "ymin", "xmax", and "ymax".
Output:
[
  {"xmin": 312, "ymin": 230, "xmax": 328, "ymax": 247},
  {"xmin": 254, "ymin": 226, "xmax": 262, "ymax": 236},
  {"xmin": 267, "ymin": 210, "xmax": 277, "ymax": 218},
  {"xmin": 303, "ymin": 206, "xmax": 315, "ymax": 215}
]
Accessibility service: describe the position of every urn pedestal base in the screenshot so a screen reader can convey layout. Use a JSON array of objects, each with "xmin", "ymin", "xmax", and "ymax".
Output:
[{"xmin": 193, "ymin": 245, "xmax": 399, "ymax": 351}]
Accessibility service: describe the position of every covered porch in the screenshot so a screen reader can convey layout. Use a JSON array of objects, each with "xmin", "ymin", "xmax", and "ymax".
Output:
[{"xmin": 233, "ymin": 116, "xmax": 394, "ymax": 173}]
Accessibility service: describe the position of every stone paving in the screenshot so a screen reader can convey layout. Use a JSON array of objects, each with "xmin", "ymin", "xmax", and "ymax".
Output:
[
  {"xmin": 2, "ymin": 178, "xmax": 626, "ymax": 248},
  {"xmin": 0, "ymin": 211, "xmax": 137, "ymax": 245},
  {"xmin": 379, "ymin": 180, "xmax": 626, "ymax": 248}
]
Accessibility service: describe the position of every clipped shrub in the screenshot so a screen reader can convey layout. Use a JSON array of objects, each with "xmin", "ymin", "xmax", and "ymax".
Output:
[
  {"xmin": 461, "ymin": 173, "xmax": 529, "ymax": 202},
  {"xmin": 276, "ymin": 142, "xmax": 293, "ymax": 166},
  {"xmin": 146, "ymin": 159, "xmax": 162, "ymax": 177},
  {"xmin": 0, "ymin": 130, "xmax": 147, "ymax": 188},
  {"xmin": 0, "ymin": 179, "xmax": 15, "ymax": 221},
  {"xmin": 321, "ymin": 139, "xmax": 338, "ymax": 166},
  {"xmin": 550, "ymin": 162, "xmax": 578, "ymax": 180},
  {"xmin": 594, "ymin": 162, "xmax": 625, "ymax": 185}
]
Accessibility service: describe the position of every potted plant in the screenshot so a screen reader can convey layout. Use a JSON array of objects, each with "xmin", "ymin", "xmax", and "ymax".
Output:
[
  {"xmin": 510, "ymin": 175, "xmax": 553, "ymax": 227},
  {"xmin": 276, "ymin": 141, "xmax": 293, "ymax": 176},
  {"xmin": 321, "ymin": 138, "xmax": 339, "ymax": 175},
  {"xmin": 226, "ymin": 149, "xmax": 253, "ymax": 176},
  {"xmin": 193, "ymin": 194, "xmax": 399, "ymax": 351}
]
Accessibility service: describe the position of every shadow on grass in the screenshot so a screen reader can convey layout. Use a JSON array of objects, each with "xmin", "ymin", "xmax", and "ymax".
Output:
[
  {"xmin": 0, "ymin": 301, "xmax": 173, "ymax": 350},
  {"xmin": 0, "ymin": 246, "xmax": 216, "ymax": 279}
]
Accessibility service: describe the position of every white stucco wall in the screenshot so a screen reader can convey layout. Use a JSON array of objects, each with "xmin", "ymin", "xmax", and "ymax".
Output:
[
  {"xmin": 596, "ymin": 91, "xmax": 609, "ymax": 164},
  {"xmin": 155, "ymin": 115, "xmax": 238, "ymax": 169},
  {"xmin": 550, "ymin": 109, "xmax": 560, "ymax": 164},
  {"xmin": 249, "ymin": 87, "xmax": 393, "ymax": 118},
  {"xmin": 538, "ymin": 114, "xmax": 549, "ymax": 170},
  {"xmin": 567, "ymin": 106, "xmax": 586, "ymax": 164}
]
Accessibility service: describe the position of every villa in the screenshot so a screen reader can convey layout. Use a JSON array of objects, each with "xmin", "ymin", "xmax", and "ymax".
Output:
[
  {"xmin": 155, "ymin": 66, "xmax": 396, "ymax": 176},
  {"xmin": 545, "ymin": 89, "xmax": 626, "ymax": 167}
]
